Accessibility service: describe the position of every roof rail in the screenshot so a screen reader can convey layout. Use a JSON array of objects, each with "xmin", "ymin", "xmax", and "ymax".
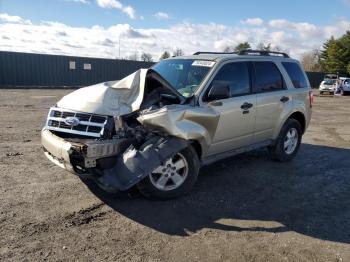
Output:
[
  {"xmin": 238, "ymin": 49, "xmax": 289, "ymax": 58},
  {"xmin": 193, "ymin": 50, "xmax": 290, "ymax": 58},
  {"xmin": 193, "ymin": 51, "xmax": 237, "ymax": 55}
]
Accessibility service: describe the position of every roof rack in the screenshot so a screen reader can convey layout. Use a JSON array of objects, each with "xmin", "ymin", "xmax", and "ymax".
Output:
[
  {"xmin": 238, "ymin": 49, "xmax": 289, "ymax": 58},
  {"xmin": 193, "ymin": 50, "xmax": 289, "ymax": 58},
  {"xmin": 193, "ymin": 51, "xmax": 237, "ymax": 55}
]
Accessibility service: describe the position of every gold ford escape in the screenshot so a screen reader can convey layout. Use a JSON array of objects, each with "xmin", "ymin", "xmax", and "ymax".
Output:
[{"xmin": 41, "ymin": 50, "xmax": 313, "ymax": 199}]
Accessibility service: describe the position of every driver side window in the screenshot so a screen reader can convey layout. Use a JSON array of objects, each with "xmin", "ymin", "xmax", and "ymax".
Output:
[{"xmin": 211, "ymin": 62, "xmax": 251, "ymax": 97}]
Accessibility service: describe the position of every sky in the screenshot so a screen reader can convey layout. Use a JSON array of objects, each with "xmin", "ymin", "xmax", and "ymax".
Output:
[{"xmin": 0, "ymin": 0, "xmax": 349, "ymax": 60}]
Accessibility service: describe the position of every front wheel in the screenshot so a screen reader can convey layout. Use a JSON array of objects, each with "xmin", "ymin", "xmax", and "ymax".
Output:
[
  {"xmin": 268, "ymin": 119, "xmax": 302, "ymax": 162},
  {"xmin": 137, "ymin": 145, "xmax": 200, "ymax": 199}
]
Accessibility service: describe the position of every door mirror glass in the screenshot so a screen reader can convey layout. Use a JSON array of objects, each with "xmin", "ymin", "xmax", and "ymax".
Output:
[{"xmin": 207, "ymin": 82, "xmax": 230, "ymax": 101}]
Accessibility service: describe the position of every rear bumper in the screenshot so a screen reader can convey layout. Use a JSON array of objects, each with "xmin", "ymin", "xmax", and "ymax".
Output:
[{"xmin": 41, "ymin": 128, "xmax": 76, "ymax": 173}]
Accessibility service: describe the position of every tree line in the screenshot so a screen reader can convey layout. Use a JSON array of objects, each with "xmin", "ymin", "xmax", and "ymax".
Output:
[
  {"xmin": 301, "ymin": 31, "xmax": 350, "ymax": 75},
  {"xmin": 126, "ymin": 48, "xmax": 184, "ymax": 62},
  {"xmin": 128, "ymin": 30, "xmax": 350, "ymax": 76},
  {"xmin": 133, "ymin": 42, "xmax": 282, "ymax": 62}
]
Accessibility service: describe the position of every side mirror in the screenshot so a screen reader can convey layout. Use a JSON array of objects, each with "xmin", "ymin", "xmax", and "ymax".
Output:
[
  {"xmin": 207, "ymin": 82, "xmax": 230, "ymax": 101},
  {"xmin": 160, "ymin": 93, "xmax": 180, "ymax": 104}
]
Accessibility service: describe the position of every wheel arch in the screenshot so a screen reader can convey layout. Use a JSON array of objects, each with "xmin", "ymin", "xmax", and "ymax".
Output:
[
  {"xmin": 272, "ymin": 109, "xmax": 307, "ymax": 140},
  {"xmin": 191, "ymin": 140, "xmax": 203, "ymax": 160},
  {"xmin": 288, "ymin": 111, "xmax": 306, "ymax": 134}
]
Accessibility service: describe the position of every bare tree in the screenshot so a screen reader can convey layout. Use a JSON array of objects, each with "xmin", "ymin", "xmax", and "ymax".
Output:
[
  {"xmin": 223, "ymin": 46, "xmax": 235, "ymax": 53},
  {"xmin": 141, "ymin": 52, "xmax": 153, "ymax": 62},
  {"xmin": 256, "ymin": 43, "xmax": 271, "ymax": 51},
  {"xmin": 301, "ymin": 50, "xmax": 322, "ymax": 72},
  {"xmin": 173, "ymin": 48, "xmax": 184, "ymax": 57},
  {"xmin": 160, "ymin": 51, "xmax": 170, "ymax": 60},
  {"xmin": 127, "ymin": 53, "xmax": 139, "ymax": 61}
]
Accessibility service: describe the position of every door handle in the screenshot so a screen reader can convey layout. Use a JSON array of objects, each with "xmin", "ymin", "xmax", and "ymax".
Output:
[
  {"xmin": 208, "ymin": 101, "xmax": 223, "ymax": 106},
  {"xmin": 240, "ymin": 102, "xmax": 253, "ymax": 110},
  {"xmin": 280, "ymin": 96, "xmax": 289, "ymax": 103}
]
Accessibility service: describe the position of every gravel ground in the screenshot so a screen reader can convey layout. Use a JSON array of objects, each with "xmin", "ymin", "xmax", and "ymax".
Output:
[{"xmin": 0, "ymin": 89, "xmax": 349, "ymax": 262}]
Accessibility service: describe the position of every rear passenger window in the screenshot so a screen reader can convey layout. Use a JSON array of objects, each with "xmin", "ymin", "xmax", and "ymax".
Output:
[
  {"xmin": 253, "ymin": 62, "xmax": 284, "ymax": 93},
  {"xmin": 282, "ymin": 62, "xmax": 308, "ymax": 88},
  {"xmin": 211, "ymin": 62, "xmax": 250, "ymax": 97}
]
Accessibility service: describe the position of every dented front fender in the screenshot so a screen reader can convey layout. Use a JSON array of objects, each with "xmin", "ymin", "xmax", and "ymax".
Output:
[{"xmin": 137, "ymin": 105, "xmax": 220, "ymax": 157}]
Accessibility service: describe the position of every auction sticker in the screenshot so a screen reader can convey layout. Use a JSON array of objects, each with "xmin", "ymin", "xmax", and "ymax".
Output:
[{"xmin": 192, "ymin": 60, "xmax": 216, "ymax": 67}]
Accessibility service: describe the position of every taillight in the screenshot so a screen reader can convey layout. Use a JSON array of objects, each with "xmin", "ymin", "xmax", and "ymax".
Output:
[{"xmin": 309, "ymin": 90, "xmax": 314, "ymax": 108}]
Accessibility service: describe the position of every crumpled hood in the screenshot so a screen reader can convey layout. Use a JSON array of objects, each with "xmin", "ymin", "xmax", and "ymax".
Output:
[{"xmin": 57, "ymin": 69, "xmax": 148, "ymax": 116}]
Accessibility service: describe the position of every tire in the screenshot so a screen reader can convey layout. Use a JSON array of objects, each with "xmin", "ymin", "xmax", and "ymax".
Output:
[
  {"xmin": 320, "ymin": 91, "xmax": 323, "ymax": 95},
  {"xmin": 268, "ymin": 119, "xmax": 302, "ymax": 162},
  {"xmin": 137, "ymin": 145, "xmax": 200, "ymax": 199}
]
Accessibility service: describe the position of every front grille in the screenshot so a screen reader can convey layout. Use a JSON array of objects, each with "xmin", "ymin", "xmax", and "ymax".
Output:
[{"xmin": 45, "ymin": 107, "xmax": 108, "ymax": 138}]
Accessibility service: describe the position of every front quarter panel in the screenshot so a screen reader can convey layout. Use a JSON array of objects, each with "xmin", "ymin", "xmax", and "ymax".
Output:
[{"xmin": 137, "ymin": 105, "xmax": 221, "ymax": 158}]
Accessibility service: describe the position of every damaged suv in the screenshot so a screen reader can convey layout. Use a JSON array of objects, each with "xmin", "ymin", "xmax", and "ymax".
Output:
[{"xmin": 41, "ymin": 50, "xmax": 312, "ymax": 199}]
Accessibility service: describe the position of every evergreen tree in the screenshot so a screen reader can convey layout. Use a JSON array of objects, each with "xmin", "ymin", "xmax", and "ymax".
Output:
[
  {"xmin": 223, "ymin": 42, "xmax": 251, "ymax": 53},
  {"xmin": 320, "ymin": 32, "xmax": 350, "ymax": 75},
  {"xmin": 234, "ymin": 42, "xmax": 251, "ymax": 52},
  {"xmin": 160, "ymin": 51, "xmax": 170, "ymax": 60}
]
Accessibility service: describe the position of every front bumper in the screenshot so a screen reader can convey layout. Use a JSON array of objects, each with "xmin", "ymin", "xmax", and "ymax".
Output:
[
  {"xmin": 319, "ymin": 88, "xmax": 334, "ymax": 92},
  {"xmin": 41, "ymin": 129, "xmax": 130, "ymax": 174},
  {"xmin": 41, "ymin": 128, "xmax": 190, "ymax": 191},
  {"xmin": 41, "ymin": 129, "xmax": 76, "ymax": 173}
]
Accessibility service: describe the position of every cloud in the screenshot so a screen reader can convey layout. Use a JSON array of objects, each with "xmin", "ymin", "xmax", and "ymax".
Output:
[
  {"xmin": 96, "ymin": 0, "xmax": 121, "ymax": 8},
  {"xmin": 268, "ymin": 19, "xmax": 291, "ymax": 28},
  {"xmin": 154, "ymin": 12, "xmax": 170, "ymax": 20},
  {"xmin": 96, "ymin": 0, "xmax": 137, "ymax": 19},
  {"xmin": 122, "ymin": 6, "xmax": 136, "ymax": 19},
  {"xmin": 241, "ymin": 18, "xmax": 264, "ymax": 26},
  {"xmin": 1, "ymin": 13, "xmax": 349, "ymax": 60},
  {"xmin": 65, "ymin": 0, "xmax": 90, "ymax": 4},
  {"xmin": 267, "ymin": 19, "xmax": 347, "ymax": 42},
  {"xmin": 0, "ymin": 13, "xmax": 31, "ymax": 24},
  {"xmin": 108, "ymin": 24, "xmax": 152, "ymax": 38}
]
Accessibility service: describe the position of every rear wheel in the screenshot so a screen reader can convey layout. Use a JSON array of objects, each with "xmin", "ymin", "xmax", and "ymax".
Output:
[
  {"xmin": 137, "ymin": 145, "xmax": 199, "ymax": 199},
  {"xmin": 268, "ymin": 119, "xmax": 302, "ymax": 162}
]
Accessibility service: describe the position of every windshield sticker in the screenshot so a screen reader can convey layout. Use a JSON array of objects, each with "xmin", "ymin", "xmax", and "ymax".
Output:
[{"xmin": 192, "ymin": 60, "xmax": 215, "ymax": 67}]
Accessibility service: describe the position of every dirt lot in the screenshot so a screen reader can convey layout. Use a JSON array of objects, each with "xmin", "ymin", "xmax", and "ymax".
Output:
[{"xmin": 0, "ymin": 89, "xmax": 349, "ymax": 262}]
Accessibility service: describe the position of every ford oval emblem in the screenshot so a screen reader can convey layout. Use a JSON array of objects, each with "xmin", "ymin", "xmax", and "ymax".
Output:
[{"xmin": 64, "ymin": 117, "xmax": 80, "ymax": 126}]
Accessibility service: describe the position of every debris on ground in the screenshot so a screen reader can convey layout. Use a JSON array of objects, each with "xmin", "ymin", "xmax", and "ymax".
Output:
[{"xmin": 5, "ymin": 152, "xmax": 23, "ymax": 157}]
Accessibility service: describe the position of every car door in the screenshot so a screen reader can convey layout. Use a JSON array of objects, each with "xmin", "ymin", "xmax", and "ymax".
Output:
[
  {"xmin": 252, "ymin": 61, "xmax": 290, "ymax": 143},
  {"xmin": 202, "ymin": 61, "xmax": 257, "ymax": 156}
]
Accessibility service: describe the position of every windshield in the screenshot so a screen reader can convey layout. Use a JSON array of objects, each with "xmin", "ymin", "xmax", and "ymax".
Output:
[
  {"xmin": 324, "ymin": 79, "xmax": 336, "ymax": 85},
  {"xmin": 152, "ymin": 59, "xmax": 214, "ymax": 97}
]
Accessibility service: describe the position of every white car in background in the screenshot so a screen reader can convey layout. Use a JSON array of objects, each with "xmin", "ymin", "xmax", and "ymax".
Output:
[{"xmin": 319, "ymin": 79, "xmax": 336, "ymax": 95}]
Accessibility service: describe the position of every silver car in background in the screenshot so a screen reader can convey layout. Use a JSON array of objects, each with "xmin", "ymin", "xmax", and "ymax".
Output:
[
  {"xmin": 319, "ymin": 79, "xmax": 336, "ymax": 95},
  {"xmin": 340, "ymin": 77, "xmax": 350, "ymax": 95}
]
